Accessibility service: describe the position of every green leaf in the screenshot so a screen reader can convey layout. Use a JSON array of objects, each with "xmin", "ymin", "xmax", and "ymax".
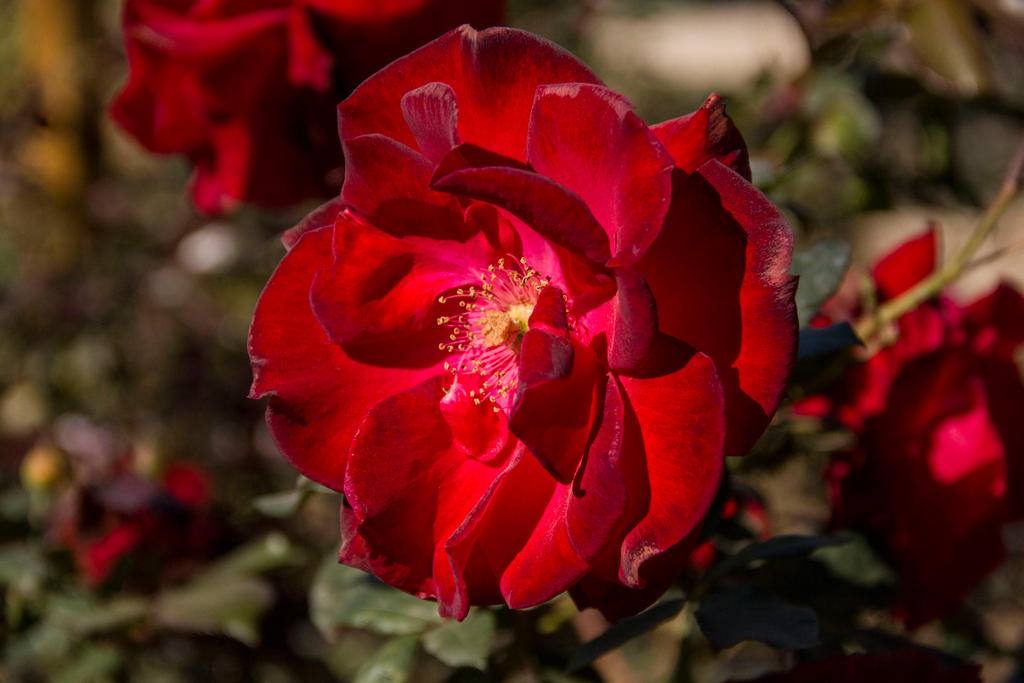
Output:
[
  {"xmin": 53, "ymin": 643, "xmax": 121, "ymax": 683},
  {"xmin": 63, "ymin": 596, "xmax": 149, "ymax": 635},
  {"xmin": 198, "ymin": 532, "xmax": 304, "ymax": 581},
  {"xmin": 695, "ymin": 586, "xmax": 818, "ymax": 650},
  {"xmin": 813, "ymin": 533, "xmax": 897, "ymax": 588},
  {"xmin": 154, "ymin": 576, "xmax": 273, "ymax": 645},
  {"xmin": 567, "ymin": 597, "xmax": 685, "ymax": 673},
  {"xmin": 790, "ymin": 239, "xmax": 851, "ymax": 326},
  {"xmin": 310, "ymin": 557, "xmax": 441, "ymax": 638},
  {"xmin": 252, "ymin": 489, "xmax": 308, "ymax": 518},
  {"xmin": 354, "ymin": 635, "xmax": 419, "ymax": 683},
  {"xmin": 252, "ymin": 475, "xmax": 335, "ymax": 518},
  {"xmin": 421, "ymin": 608, "xmax": 496, "ymax": 670},
  {"xmin": 703, "ymin": 533, "xmax": 852, "ymax": 584}
]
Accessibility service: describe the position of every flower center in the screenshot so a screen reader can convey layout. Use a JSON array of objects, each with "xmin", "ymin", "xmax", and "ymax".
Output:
[{"xmin": 437, "ymin": 257, "xmax": 548, "ymax": 411}]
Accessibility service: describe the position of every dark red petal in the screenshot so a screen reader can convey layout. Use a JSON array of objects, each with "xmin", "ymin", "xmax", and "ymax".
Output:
[
  {"xmin": 608, "ymin": 269, "xmax": 658, "ymax": 370},
  {"xmin": 281, "ymin": 196, "xmax": 346, "ymax": 250},
  {"xmin": 637, "ymin": 161, "xmax": 797, "ymax": 459},
  {"xmin": 976, "ymin": 356, "xmax": 1024, "ymax": 519},
  {"xmin": 248, "ymin": 227, "xmax": 434, "ymax": 491},
  {"xmin": 338, "ymin": 25, "xmax": 601, "ymax": 161},
  {"xmin": 526, "ymin": 84, "xmax": 674, "ymax": 266},
  {"xmin": 850, "ymin": 349, "xmax": 1009, "ymax": 626},
  {"xmin": 286, "ymin": 5, "xmax": 333, "ymax": 90},
  {"xmin": 309, "ymin": 212, "xmax": 495, "ymax": 364},
  {"xmin": 651, "ymin": 93, "xmax": 751, "ymax": 180},
  {"xmin": 509, "ymin": 288, "xmax": 600, "ymax": 483},
  {"xmin": 343, "ymin": 375, "xmax": 515, "ymax": 613},
  {"xmin": 432, "ymin": 166, "xmax": 611, "ymax": 263},
  {"xmin": 569, "ymin": 535, "xmax": 698, "ymax": 622},
  {"xmin": 618, "ymin": 351, "xmax": 725, "ymax": 586},
  {"xmin": 564, "ymin": 374, "xmax": 634, "ymax": 563},
  {"xmin": 400, "ymin": 82, "xmax": 461, "ymax": 164},
  {"xmin": 341, "ymin": 134, "xmax": 466, "ymax": 240},
  {"xmin": 872, "ymin": 227, "xmax": 937, "ymax": 301},
  {"xmin": 965, "ymin": 282, "xmax": 1024, "ymax": 359}
]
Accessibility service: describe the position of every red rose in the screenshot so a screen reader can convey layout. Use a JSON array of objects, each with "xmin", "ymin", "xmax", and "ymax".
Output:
[
  {"xmin": 731, "ymin": 651, "xmax": 980, "ymax": 683},
  {"xmin": 110, "ymin": 0, "xmax": 503, "ymax": 214},
  {"xmin": 249, "ymin": 26, "xmax": 797, "ymax": 620},
  {"xmin": 796, "ymin": 229, "xmax": 1024, "ymax": 627}
]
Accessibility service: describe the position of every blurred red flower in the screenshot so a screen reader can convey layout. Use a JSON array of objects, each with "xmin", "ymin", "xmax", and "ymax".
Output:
[
  {"xmin": 795, "ymin": 229, "xmax": 1024, "ymax": 627},
  {"xmin": 249, "ymin": 26, "xmax": 797, "ymax": 620},
  {"xmin": 53, "ymin": 451, "xmax": 219, "ymax": 585},
  {"xmin": 732, "ymin": 651, "xmax": 980, "ymax": 682},
  {"xmin": 110, "ymin": 0, "xmax": 503, "ymax": 214}
]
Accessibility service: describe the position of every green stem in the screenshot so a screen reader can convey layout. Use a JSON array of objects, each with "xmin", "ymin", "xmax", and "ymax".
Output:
[{"xmin": 854, "ymin": 135, "xmax": 1024, "ymax": 343}]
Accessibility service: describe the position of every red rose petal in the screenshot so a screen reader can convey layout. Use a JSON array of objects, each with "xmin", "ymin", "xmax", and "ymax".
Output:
[
  {"xmin": 281, "ymin": 196, "xmax": 346, "ymax": 250},
  {"xmin": 564, "ymin": 374, "xmax": 634, "ymax": 563},
  {"xmin": 965, "ymin": 283, "xmax": 1024, "ymax": 358},
  {"xmin": 432, "ymin": 166, "xmax": 612, "ymax": 263},
  {"xmin": 608, "ymin": 269, "xmax": 658, "ymax": 370},
  {"xmin": 651, "ymin": 93, "xmax": 751, "ymax": 180},
  {"xmin": 400, "ymin": 82, "xmax": 461, "ymax": 164},
  {"xmin": 249, "ymin": 226, "xmax": 436, "ymax": 490},
  {"xmin": 343, "ymin": 376, "xmax": 517, "ymax": 608},
  {"xmin": 341, "ymin": 134, "xmax": 467, "ymax": 240},
  {"xmin": 618, "ymin": 351, "xmax": 725, "ymax": 586},
  {"xmin": 569, "ymin": 536, "xmax": 698, "ymax": 622},
  {"xmin": 526, "ymin": 84, "xmax": 674, "ymax": 266},
  {"xmin": 338, "ymin": 25, "xmax": 601, "ymax": 161},
  {"xmin": 638, "ymin": 161, "xmax": 797, "ymax": 458},
  {"xmin": 309, "ymin": 211, "xmax": 496, "ymax": 364},
  {"xmin": 498, "ymin": 477, "xmax": 590, "ymax": 608},
  {"xmin": 440, "ymin": 373, "xmax": 510, "ymax": 463},
  {"xmin": 872, "ymin": 227, "xmax": 937, "ymax": 301},
  {"xmin": 509, "ymin": 288, "xmax": 600, "ymax": 483}
]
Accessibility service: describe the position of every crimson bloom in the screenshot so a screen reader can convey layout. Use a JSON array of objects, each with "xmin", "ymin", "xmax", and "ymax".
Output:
[
  {"xmin": 110, "ymin": 0, "xmax": 503, "ymax": 214},
  {"xmin": 796, "ymin": 229, "xmax": 1024, "ymax": 627},
  {"xmin": 54, "ymin": 461, "xmax": 217, "ymax": 585},
  {"xmin": 249, "ymin": 26, "xmax": 797, "ymax": 620}
]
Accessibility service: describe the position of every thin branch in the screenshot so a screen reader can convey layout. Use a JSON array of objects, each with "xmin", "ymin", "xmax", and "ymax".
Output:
[{"xmin": 854, "ymin": 135, "xmax": 1024, "ymax": 342}]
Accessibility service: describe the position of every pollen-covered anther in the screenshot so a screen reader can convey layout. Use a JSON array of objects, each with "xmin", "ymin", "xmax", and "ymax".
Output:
[{"xmin": 435, "ymin": 257, "xmax": 553, "ymax": 412}]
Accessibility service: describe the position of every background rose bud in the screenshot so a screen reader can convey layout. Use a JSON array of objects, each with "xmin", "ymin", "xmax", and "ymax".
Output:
[
  {"xmin": 249, "ymin": 25, "xmax": 798, "ymax": 621},
  {"xmin": 110, "ymin": 0, "xmax": 504, "ymax": 214},
  {"xmin": 797, "ymin": 229, "xmax": 1024, "ymax": 627}
]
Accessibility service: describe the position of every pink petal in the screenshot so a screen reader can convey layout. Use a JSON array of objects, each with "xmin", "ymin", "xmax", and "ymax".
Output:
[{"xmin": 401, "ymin": 82, "xmax": 461, "ymax": 164}]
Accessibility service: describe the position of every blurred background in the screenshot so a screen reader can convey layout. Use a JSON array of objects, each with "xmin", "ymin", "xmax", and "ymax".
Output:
[{"xmin": 1, "ymin": 0, "xmax": 1023, "ymax": 681}]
